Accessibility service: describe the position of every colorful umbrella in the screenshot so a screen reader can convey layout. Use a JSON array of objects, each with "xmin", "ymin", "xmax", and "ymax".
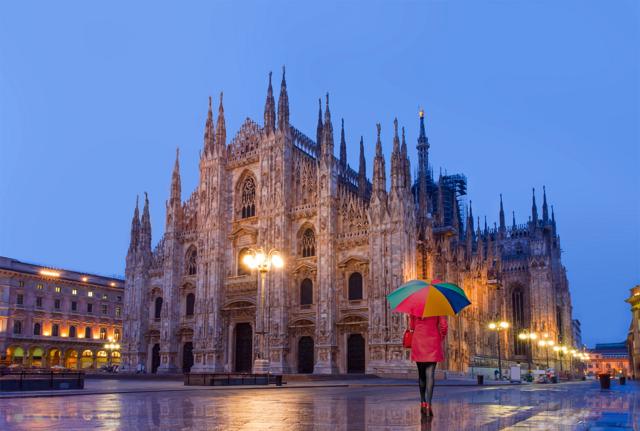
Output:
[{"xmin": 387, "ymin": 279, "xmax": 471, "ymax": 317}]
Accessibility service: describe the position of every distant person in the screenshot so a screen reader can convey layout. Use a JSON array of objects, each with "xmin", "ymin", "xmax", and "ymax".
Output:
[
  {"xmin": 494, "ymin": 369, "xmax": 500, "ymax": 380},
  {"xmin": 409, "ymin": 314, "xmax": 448, "ymax": 417}
]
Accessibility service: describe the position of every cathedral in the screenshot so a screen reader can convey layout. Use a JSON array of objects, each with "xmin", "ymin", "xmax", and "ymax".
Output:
[{"xmin": 121, "ymin": 69, "xmax": 574, "ymax": 375}]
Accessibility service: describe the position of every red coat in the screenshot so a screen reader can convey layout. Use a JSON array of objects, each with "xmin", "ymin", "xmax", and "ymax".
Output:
[{"xmin": 410, "ymin": 315, "xmax": 448, "ymax": 362}]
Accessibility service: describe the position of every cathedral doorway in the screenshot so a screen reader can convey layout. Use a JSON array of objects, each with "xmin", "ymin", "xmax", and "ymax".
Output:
[
  {"xmin": 234, "ymin": 323, "xmax": 253, "ymax": 372},
  {"xmin": 297, "ymin": 336, "xmax": 314, "ymax": 373},
  {"xmin": 347, "ymin": 333, "xmax": 365, "ymax": 373},
  {"xmin": 182, "ymin": 342, "xmax": 194, "ymax": 373},
  {"xmin": 151, "ymin": 344, "xmax": 160, "ymax": 373}
]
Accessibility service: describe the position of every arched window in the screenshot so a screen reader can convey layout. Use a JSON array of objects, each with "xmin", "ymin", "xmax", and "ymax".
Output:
[
  {"xmin": 300, "ymin": 278, "xmax": 313, "ymax": 306},
  {"xmin": 113, "ymin": 329, "xmax": 120, "ymax": 341},
  {"xmin": 240, "ymin": 177, "xmax": 256, "ymax": 218},
  {"xmin": 33, "ymin": 322, "xmax": 41, "ymax": 336},
  {"xmin": 512, "ymin": 288, "xmax": 525, "ymax": 355},
  {"xmin": 301, "ymin": 229, "xmax": 316, "ymax": 257},
  {"xmin": 69, "ymin": 325, "xmax": 77, "ymax": 338},
  {"xmin": 52, "ymin": 324, "xmax": 59, "ymax": 337},
  {"xmin": 348, "ymin": 272, "xmax": 363, "ymax": 300},
  {"xmin": 99, "ymin": 327, "xmax": 107, "ymax": 340},
  {"xmin": 154, "ymin": 297, "xmax": 163, "ymax": 320},
  {"xmin": 85, "ymin": 327, "xmax": 92, "ymax": 339},
  {"xmin": 186, "ymin": 247, "xmax": 197, "ymax": 276},
  {"xmin": 186, "ymin": 293, "xmax": 195, "ymax": 316},
  {"xmin": 237, "ymin": 248, "xmax": 251, "ymax": 276}
]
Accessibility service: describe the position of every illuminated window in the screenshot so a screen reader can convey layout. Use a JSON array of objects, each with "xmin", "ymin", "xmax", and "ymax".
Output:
[
  {"xmin": 18, "ymin": 280, "xmax": 24, "ymax": 287},
  {"xmin": 114, "ymin": 329, "xmax": 120, "ymax": 341},
  {"xmin": 72, "ymin": 289, "xmax": 77, "ymax": 295},
  {"xmin": 115, "ymin": 306, "xmax": 121, "ymax": 317},
  {"xmin": 88, "ymin": 291, "xmax": 93, "ymax": 298},
  {"xmin": 16, "ymin": 294, "xmax": 23, "ymax": 305},
  {"xmin": 99, "ymin": 327, "xmax": 107, "ymax": 340},
  {"xmin": 36, "ymin": 283, "xmax": 43, "ymax": 290},
  {"xmin": 55, "ymin": 286, "xmax": 61, "ymax": 293},
  {"xmin": 102, "ymin": 294, "xmax": 108, "ymax": 300}
]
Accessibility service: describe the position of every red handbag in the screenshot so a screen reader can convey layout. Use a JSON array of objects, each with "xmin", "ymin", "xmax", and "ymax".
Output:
[{"xmin": 403, "ymin": 329, "xmax": 413, "ymax": 348}]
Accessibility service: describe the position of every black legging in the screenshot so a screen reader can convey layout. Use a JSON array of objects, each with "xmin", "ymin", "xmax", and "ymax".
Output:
[{"xmin": 417, "ymin": 362, "xmax": 437, "ymax": 403}]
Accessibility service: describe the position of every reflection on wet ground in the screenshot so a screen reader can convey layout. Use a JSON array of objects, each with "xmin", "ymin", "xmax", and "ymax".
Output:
[{"xmin": 0, "ymin": 381, "xmax": 638, "ymax": 430}]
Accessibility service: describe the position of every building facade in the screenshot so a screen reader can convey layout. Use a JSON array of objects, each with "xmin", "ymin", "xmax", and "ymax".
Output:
[
  {"xmin": 121, "ymin": 70, "xmax": 574, "ymax": 374},
  {"xmin": 626, "ymin": 285, "xmax": 640, "ymax": 379},
  {"xmin": 586, "ymin": 342, "xmax": 630, "ymax": 378},
  {"xmin": 0, "ymin": 256, "xmax": 124, "ymax": 369}
]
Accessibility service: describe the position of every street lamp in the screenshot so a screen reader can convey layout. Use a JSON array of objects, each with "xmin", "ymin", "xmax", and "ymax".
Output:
[
  {"xmin": 518, "ymin": 330, "xmax": 538, "ymax": 374},
  {"xmin": 488, "ymin": 320, "xmax": 509, "ymax": 380},
  {"xmin": 242, "ymin": 247, "xmax": 284, "ymax": 374},
  {"xmin": 103, "ymin": 341, "xmax": 121, "ymax": 369},
  {"xmin": 537, "ymin": 338, "xmax": 555, "ymax": 368}
]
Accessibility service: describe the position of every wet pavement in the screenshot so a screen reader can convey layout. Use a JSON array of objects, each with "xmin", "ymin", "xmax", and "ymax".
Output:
[{"xmin": 0, "ymin": 380, "xmax": 637, "ymax": 430}]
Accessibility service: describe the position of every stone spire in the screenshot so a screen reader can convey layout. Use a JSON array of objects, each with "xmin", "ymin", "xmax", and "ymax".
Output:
[
  {"xmin": 499, "ymin": 193, "xmax": 505, "ymax": 230},
  {"xmin": 263, "ymin": 71, "xmax": 276, "ymax": 135},
  {"xmin": 390, "ymin": 118, "xmax": 403, "ymax": 191},
  {"xmin": 452, "ymin": 193, "xmax": 460, "ymax": 233},
  {"xmin": 203, "ymin": 96, "xmax": 215, "ymax": 156},
  {"xmin": 339, "ymin": 118, "xmax": 347, "ymax": 169},
  {"xmin": 128, "ymin": 195, "xmax": 140, "ymax": 255},
  {"xmin": 551, "ymin": 205, "xmax": 556, "ymax": 224},
  {"xmin": 468, "ymin": 201, "xmax": 475, "ymax": 237},
  {"xmin": 170, "ymin": 148, "xmax": 181, "ymax": 207},
  {"xmin": 277, "ymin": 66, "xmax": 289, "ymax": 132},
  {"xmin": 417, "ymin": 109, "xmax": 430, "ymax": 218},
  {"xmin": 321, "ymin": 93, "xmax": 334, "ymax": 160},
  {"xmin": 477, "ymin": 216, "xmax": 484, "ymax": 260},
  {"xmin": 140, "ymin": 192, "xmax": 152, "ymax": 254},
  {"xmin": 542, "ymin": 185, "xmax": 549, "ymax": 223},
  {"xmin": 484, "ymin": 215, "xmax": 488, "ymax": 234},
  {"xmin": 531, "ymin": 187, "xmax": 538, "ymax": 225},
  {"xmin": 215, "ymin": 92, "xmax": 226, "ymax": 148},
  {"xmin": 512, "ymin": 210, "xmax": 517, "ymax": 229},
  {"xmin": 436, "ymin": 178, "xmax": 444, "ymax": 226},
  {"xmin": 371, "ymin": 123, "xmax": 387, "ymax": 199},
  {"xmin": 316, "ymin": 98, "xmax": 323, "ymax": 150},
  {"xmin": 401, "ymin": 126, "xmax": 411, "ymax": 190},
  {"xmin": 465, "ymin": 203, "xmax": 474, "ymax": 257},
  {"xmin": 358, "ymin": 136, "xmax": 367, "ymax": 199}
]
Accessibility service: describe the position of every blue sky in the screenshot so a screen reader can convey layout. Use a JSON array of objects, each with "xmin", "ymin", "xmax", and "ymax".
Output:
[{"xmin": 0, "ymin": 1, "xmax": 638, "ymax": 347}]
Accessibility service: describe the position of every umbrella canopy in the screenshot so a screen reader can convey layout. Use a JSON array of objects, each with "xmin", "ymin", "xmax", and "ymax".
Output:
[{"xmin": 387, "ymin": 279, "xmax": 471, "ymax": 317}]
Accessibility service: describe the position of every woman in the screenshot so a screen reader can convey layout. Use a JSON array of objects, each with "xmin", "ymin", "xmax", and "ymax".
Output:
[{"xmin": 409, "ymin": 314, "xmax": 448, "ymax": 416}]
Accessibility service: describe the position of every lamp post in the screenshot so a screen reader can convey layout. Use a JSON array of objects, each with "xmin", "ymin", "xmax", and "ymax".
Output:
[
  {"xmin": 518, "ymin": 330, "xmax": 538, "ymax": 374},
  {"xmin": 242, "ymin": 247, "xmax": 284, "ymax": 374},
  {"xmin": 103, "ymin": 341, "xmax": 121, "ymax": 369},
  {"xmin": 537, "ymin": 337, "xmax": 555, "ymax": 369},
  {"xmin": 488, "ymin": 320, "xmax": 510, "ymax": 380}
]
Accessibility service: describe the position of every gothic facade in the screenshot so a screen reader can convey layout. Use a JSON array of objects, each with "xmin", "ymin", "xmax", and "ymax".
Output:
[{"xmin": 121, "ymin": 70, "xmax": 574, "ymax": 374}]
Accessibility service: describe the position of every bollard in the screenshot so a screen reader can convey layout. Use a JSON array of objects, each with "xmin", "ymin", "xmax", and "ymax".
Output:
[
  {"xmin": 275, "ymin": 375, "xmax": 283, "ymax": 387},
  {"xmin": 599, "ymin": 373, "xmax": 611, "ymax": 389},
  {"xmin": 619, "ymin": 376, "xmax": 626, "ymax": 385},
  {"xmin": 477, "ymin": 375, "xmax": 484, "ymax": 385}
]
